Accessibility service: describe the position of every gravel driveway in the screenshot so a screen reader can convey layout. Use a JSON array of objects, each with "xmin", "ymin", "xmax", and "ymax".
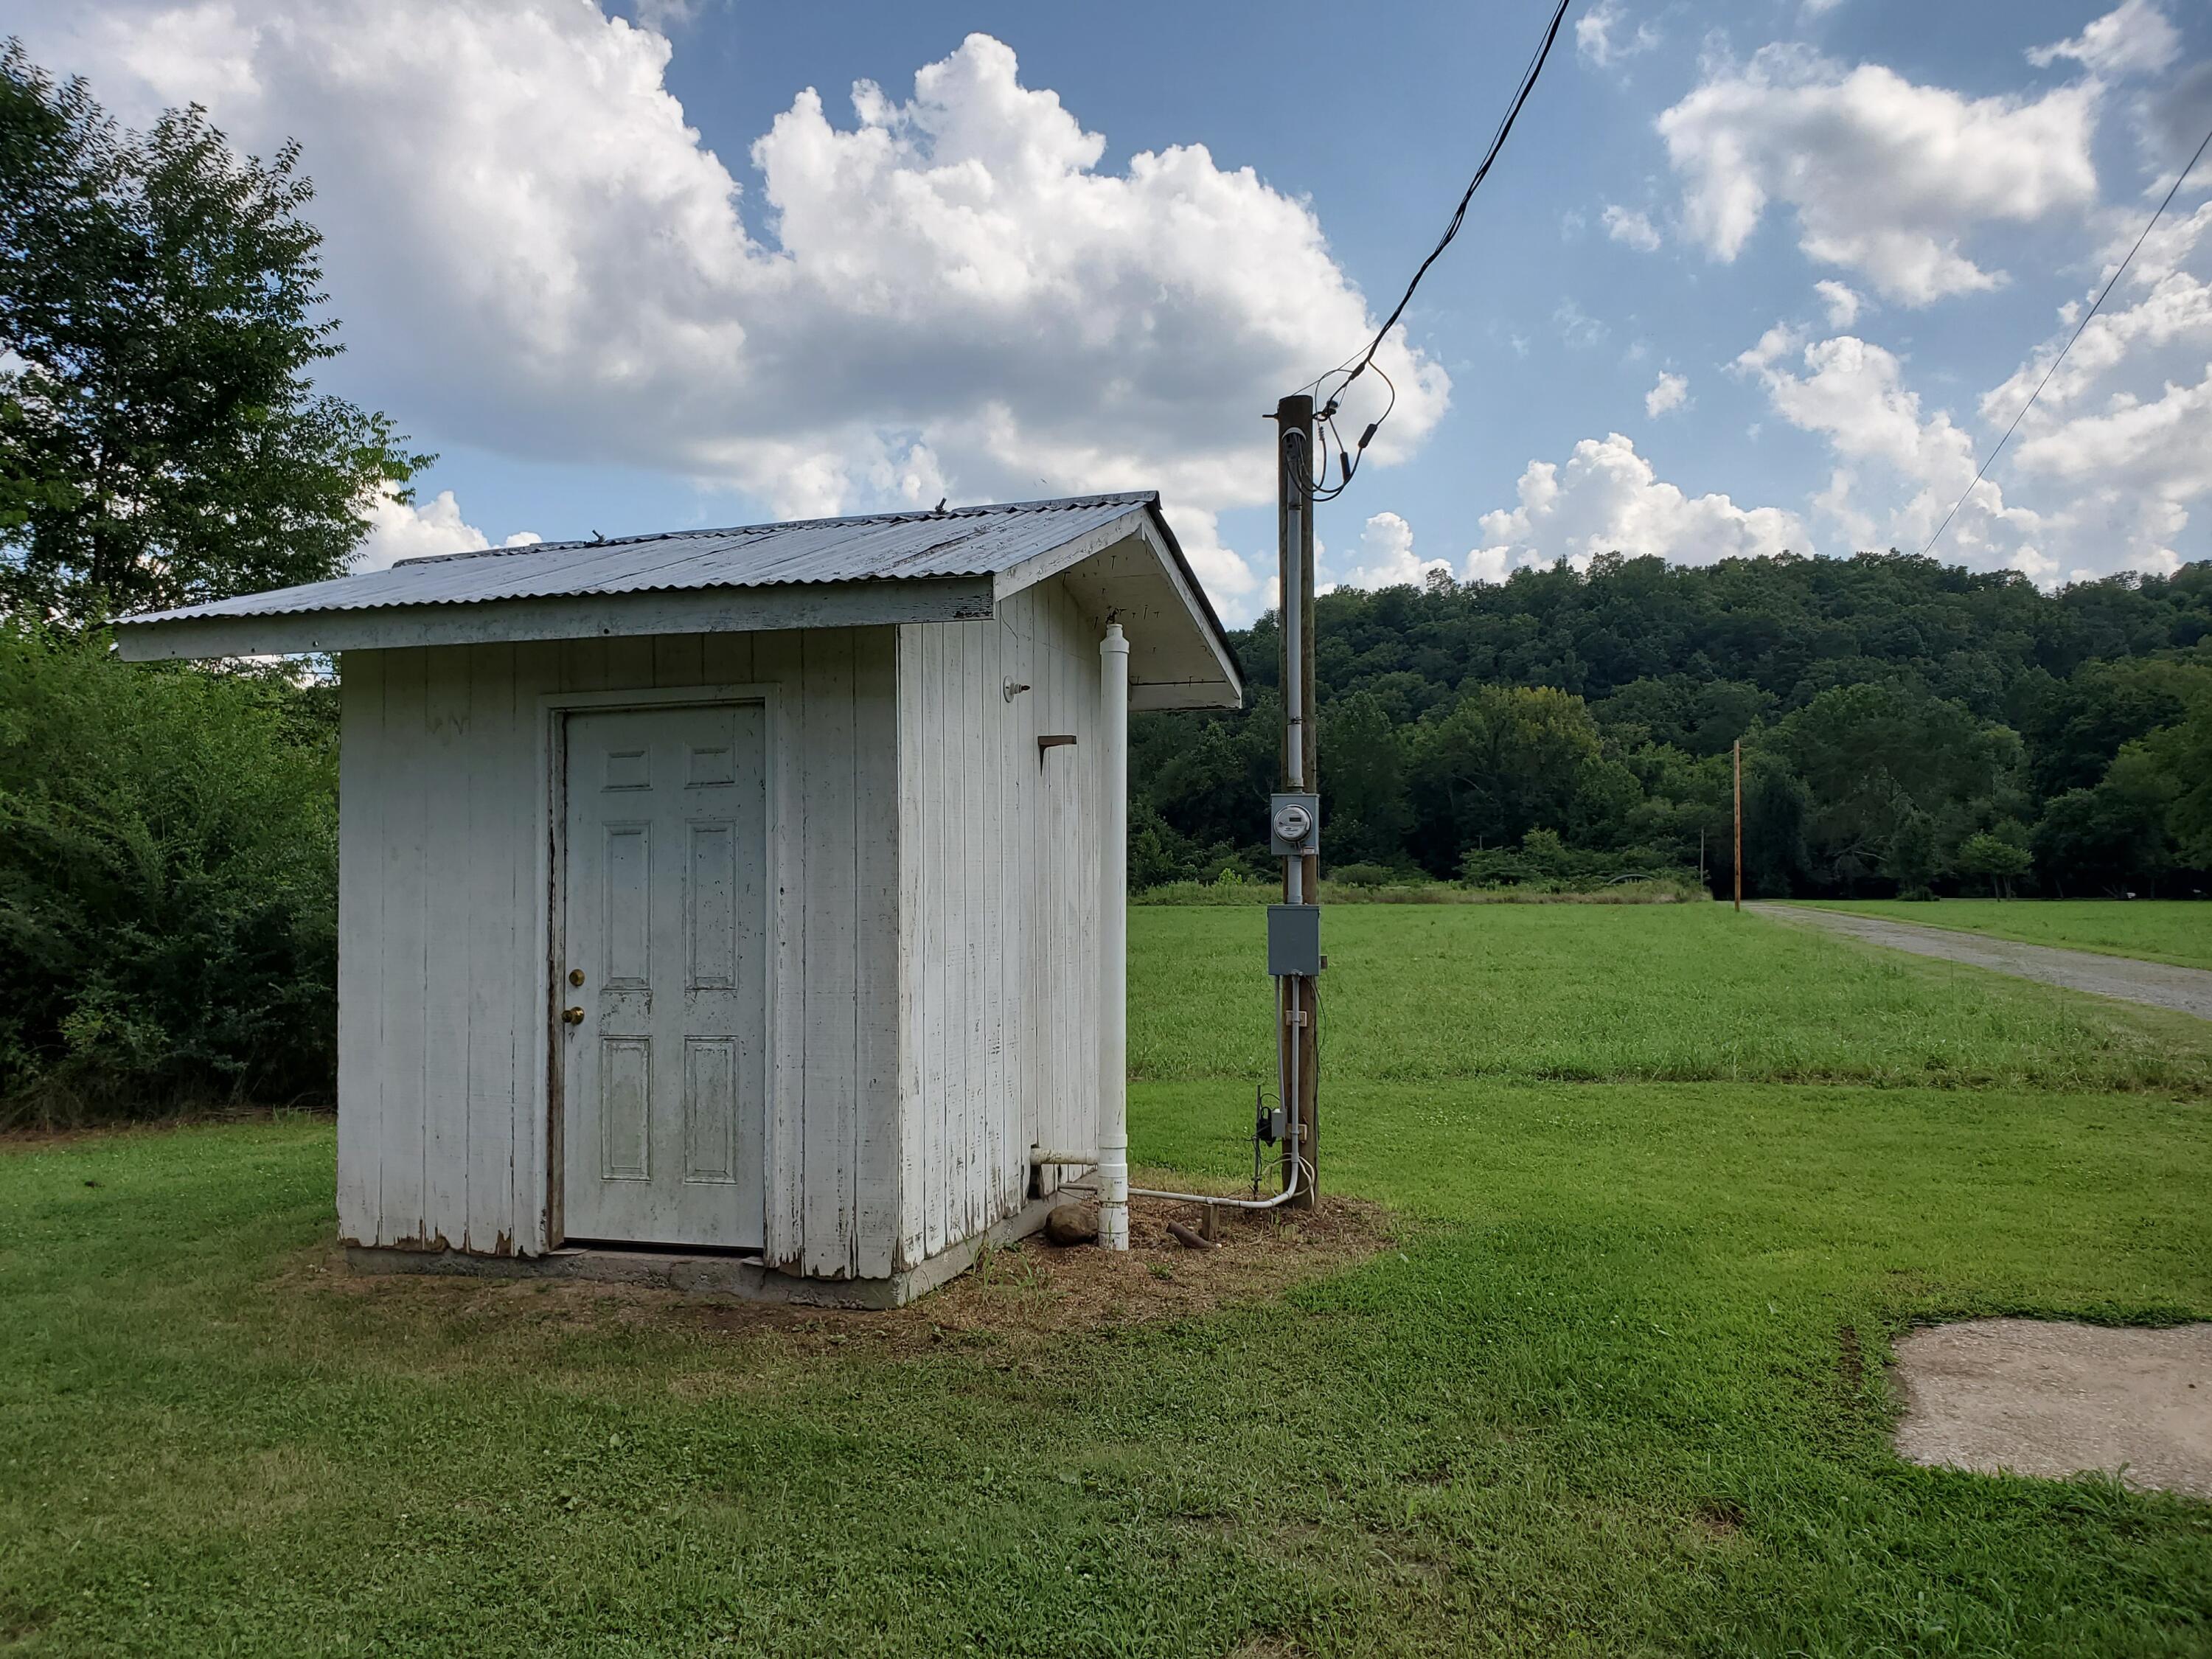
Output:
[{"xmin": 1747, "ymin": 902, "xmax": 2212, "ymax": 1021}]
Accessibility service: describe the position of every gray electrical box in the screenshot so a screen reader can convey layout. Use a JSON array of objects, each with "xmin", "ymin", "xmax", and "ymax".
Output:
[
  {"xmin": 1267, "ymin": 903, "xmax": 1322, "ymax": 977},
  {"xmin": 1267, "ymin": 792, "xmax": 1321, "ymax": 857}
]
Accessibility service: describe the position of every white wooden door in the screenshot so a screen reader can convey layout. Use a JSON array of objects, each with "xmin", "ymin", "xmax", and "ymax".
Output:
[{"xmin": 560, "ymin": 703, "xmax": 767, "ymax": 1249}]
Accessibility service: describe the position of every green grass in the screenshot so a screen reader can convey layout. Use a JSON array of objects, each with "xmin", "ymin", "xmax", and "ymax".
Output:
[
  {"xmin": 3, "ymin": 907, "xmax": 2210, "ymax": 1656},
  {"xmin": 1133, "ymin": 902, "xmax": 2212, "ymax": 1103},
  {"xmin": 1801, "ymin": 899, "xmax": 2212, "ymax": 973}
]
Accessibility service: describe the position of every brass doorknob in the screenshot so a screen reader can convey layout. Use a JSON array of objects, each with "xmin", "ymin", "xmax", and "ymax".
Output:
[{"xmin": 561, "ymin": 1006, "xmax": 585, "ymax": 1026}]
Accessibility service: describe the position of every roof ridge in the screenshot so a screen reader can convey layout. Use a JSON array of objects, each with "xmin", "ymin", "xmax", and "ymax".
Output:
[{"xmin": 391, "ymin": 490, "xmax": 1158, "ymax": 568}]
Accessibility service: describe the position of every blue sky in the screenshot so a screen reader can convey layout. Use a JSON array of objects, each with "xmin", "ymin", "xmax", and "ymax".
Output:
[{"xmin": 13, "ymin": 0, "xmax": 2212, "ymax": 622}]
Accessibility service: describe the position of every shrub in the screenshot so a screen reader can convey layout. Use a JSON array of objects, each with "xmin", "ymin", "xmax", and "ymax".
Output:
[
  {"xmin": 0, "ymin": 625, "xmax": 339, "ymax": 1124},
  {"xmin": 1458, "ymin": 829, "xmax": 1697, "ymax": 894},
  {"xmin": 1328, "ymin": 863, "xmax": 1397, "ymax": 888}
]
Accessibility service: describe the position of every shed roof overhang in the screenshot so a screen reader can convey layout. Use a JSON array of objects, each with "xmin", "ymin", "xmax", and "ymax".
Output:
[{"xmin": 111, "ymin": 494, "xmax": 1240, "ymax": 711}]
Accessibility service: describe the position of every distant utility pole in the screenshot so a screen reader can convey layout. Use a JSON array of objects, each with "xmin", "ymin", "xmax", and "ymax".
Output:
[
  {"xmin": 1276, "ymin": 394, "xmax": 1319, "ymax": 1207},
  {"xmin": 1733, "ymin": 740, "xmax": 1744, "ymax": 912}
]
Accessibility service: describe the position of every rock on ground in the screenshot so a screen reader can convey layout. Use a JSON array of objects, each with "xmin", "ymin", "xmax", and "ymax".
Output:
[{"xmin": 1043, "ymin": 1203, "xmax": 1099, "ymax": 1247}]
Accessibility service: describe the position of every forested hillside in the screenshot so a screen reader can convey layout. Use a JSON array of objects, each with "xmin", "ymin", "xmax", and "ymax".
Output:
[{"xmin": 1132, "ymin": 552, "xmax": 2212, "ymax": 898}]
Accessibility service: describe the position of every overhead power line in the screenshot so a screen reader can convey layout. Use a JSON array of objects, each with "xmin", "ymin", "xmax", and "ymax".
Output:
[
  {"xmin": 1923, "ymin": 118, "xmax": 2212, "ymax": 557},
  {"xmin": 1298, "ymin": 0, "xmax": 1576, "ymax": 501}
]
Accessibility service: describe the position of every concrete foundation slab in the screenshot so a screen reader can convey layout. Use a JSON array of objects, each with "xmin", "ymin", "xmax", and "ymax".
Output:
[
  {"xmin": 347, "ymin": 1190, "xmax": 1062, "ymax": 1310},
  {"xmin": 1893, "ymin": 1318, "xmax": 2212, "ymax": 1498}
]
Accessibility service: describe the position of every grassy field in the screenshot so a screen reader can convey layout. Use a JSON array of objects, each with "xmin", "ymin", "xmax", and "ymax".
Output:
[
  {"xmin": 1800, "ymin": 899, "xmax": 2212, "ymax": 973},
  {"xmin": 3, "ymin": 906, "xmax": 2210, "ymax": 1656}
]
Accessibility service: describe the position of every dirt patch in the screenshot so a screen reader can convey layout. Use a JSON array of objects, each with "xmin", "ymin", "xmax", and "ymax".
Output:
[
  {"xmin": 301, "ymin": 1192, "xmax": 1397, "ymax": 1357},
  {"xmin": 1693, "ymin": 1498, "xmax": 1746, "ymax": 1538},
  {"xmin": 688, "ymin": 1192, "xmax": 1394, "ymax": 1351},
  {"xmin": 1837, "ymin": 1324, "xmax": 1864, "ymax": 1391},
  {"xmin": 1892, "ymin": 1319, "xmax": 2212, "ymax": 1498}
]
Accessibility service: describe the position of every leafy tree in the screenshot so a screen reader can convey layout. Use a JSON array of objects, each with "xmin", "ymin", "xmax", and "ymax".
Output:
[
  {"xmin": 0, "ymin": 622, "xmax": 338, "ymax": 1120},
  {"xmin": 1774, "ymin": 683, "xmax": 2022, "ymax": 889},
  {"xmin": 1406, "ymin": 684, "xmax": 1623, "ymax": 872},
  {"xmin": 1319, "ymin": 689, "xmax": 1408, "ymax": 864},
  {"xmin": 1739, "ymin": 753, "xmax": 1812, "ymax": 898},
  {"xmin": 2032, "ymin": 786, "xmax": 2170, "ymax": 897},
  {"xmin": 0, "ymin": 43, "xmax": 425, "ymax": 625},
  {"xmin": 2010, "ymin": 656, "xmax": 2212, "ymax": 797},
  {"xmin": 1883, "ymin": 807, "xmax": 1941, "ymax": 900},
  {"xmin": 2124, "ymin": 698, "xmax": 2212, "ymax": 870},
  {"xmin": 1955, "ymin": 831, "xmax": 2031, "ymax": 898}
]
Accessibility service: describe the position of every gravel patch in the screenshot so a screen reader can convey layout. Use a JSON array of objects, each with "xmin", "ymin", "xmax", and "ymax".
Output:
[{"xmin": 1749, "ymin": 904, "xmax": 2212, "ymax": 1020}]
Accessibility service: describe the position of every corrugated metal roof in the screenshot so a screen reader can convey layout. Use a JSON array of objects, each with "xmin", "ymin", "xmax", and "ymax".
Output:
[{"xmin": 122, "ymin": 493, "xmax": 1160, "ymax": 623}]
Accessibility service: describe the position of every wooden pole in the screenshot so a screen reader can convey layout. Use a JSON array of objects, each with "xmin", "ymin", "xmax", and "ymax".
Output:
[
  {"xmin": 1274, "ymin": 394, "xmax": 1318, "ymax": 1207},
  {"xmin": 1733, "ymin": 740, "xmax": 1743, "ymax": 912}
]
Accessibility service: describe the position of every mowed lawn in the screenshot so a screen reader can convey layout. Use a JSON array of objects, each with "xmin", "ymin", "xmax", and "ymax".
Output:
[
  {"xmin": 1798, "ymin": 897, "xmax": 2212, "ymax": 974},
  {"xmin": 3, "ymin": 905, "xmax": 2209, "ymax": 1657}
]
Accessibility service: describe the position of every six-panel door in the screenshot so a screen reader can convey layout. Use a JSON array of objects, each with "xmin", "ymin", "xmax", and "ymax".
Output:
[{"xmin": 561, "ymin": 703, "xmax": 767, "ymax": 1249}]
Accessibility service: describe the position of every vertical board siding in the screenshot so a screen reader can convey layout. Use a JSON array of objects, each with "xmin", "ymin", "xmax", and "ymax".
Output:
[
  {"xmin": 375, "ymin": 649, "xmax": 429, "ymax": 1245},
  {"xmin": 852, "ymin": 636, "xmax": 901, "ymax": 1280},
  {"xmin": 421, "ymin": 659, "xmax": 470, "ymax": 1247},
  {"xmin": 894, "ymin": 580, "xmax": 1102, "ymax": 1269},
  {"xmin": 335, "ymin": 627, "xmax": 899, "ymax": 1272},
  {"xmin": 465, "ymin": 643, "xmax": 518, "ymax": 1254},
  {"xmin": 512, "ymin": 639, "xmax": 563, "ymax": 1248},
  {"xmin": 895, "ymin": 630, "xmax": 927, "ymax": 1269},
  {"xmin": 752, "ymin": 629, "xmax": 808, "ymax": 1271},
  {"xmin": 919, "ymin": 627, "xmax": 947, "ymax": 1260},
  {"xmin": 799, "ymin": 630, "xmax": 858, "ymax": 1279},
  {"xmin": 334, "ymin": 651, "xmax": 384, "ymax": 1245}
]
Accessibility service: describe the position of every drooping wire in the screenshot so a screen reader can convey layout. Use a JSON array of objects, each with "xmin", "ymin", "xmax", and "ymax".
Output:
[
  {"xmin": 1922, "ymin": 116, "xmax": 2212, "ymax": 557},
  {"xmin": 1303, "ymin": 360, "xmax": 1397, "ymax": 502},
  {"xmin": 1293, "ymin": 0, "xmax": 1575, "ymax": 498}
]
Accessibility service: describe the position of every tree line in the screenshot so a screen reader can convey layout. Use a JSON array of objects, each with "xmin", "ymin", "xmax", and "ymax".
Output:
[{"xmin": 1133, "ymin": 553, "xmax": 2212, "ymax": 898}]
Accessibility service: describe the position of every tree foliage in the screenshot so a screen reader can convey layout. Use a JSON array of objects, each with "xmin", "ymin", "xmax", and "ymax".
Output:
[
  {"xmin": 0, "ymin": 41, "xmax": 425, "ymax": 625},
  {"xmin": 1135, "ymin": 552, "xmax": 2212, "ymax": 898},
  {"xmin": 0, "ymin": 624, "xmax": 338, "ymax": 1121}
]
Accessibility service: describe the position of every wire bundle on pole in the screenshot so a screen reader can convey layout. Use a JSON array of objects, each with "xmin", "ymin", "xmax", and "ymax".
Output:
[{"xmin": 1294, "ymin": 0, "xmax": 1576, "ymax": 502}]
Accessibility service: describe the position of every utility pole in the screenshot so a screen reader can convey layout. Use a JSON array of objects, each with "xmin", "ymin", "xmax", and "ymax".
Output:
[
  {"xmin": 1273, "ymin": 394, "xmax": 1320, "ymax": 1207},
  {"xmin": 1733, "ymin": 740, "xmax": 1743, "ymax": 912}
]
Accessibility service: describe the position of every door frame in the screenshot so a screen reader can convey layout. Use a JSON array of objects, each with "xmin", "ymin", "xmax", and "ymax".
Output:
[{"xmin": 531, "ymin": 681, "xmax": 787, "ymax": 1253}]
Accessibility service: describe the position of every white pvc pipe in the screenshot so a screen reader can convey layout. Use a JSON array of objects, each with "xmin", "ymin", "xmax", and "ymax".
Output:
[
  {"xmin": 1283, "ymin": 491, "xmax": 1306, "ymax": 794},
  {"xmin": 1097, "ymin": 622, "xmax": 1131, "ymax": 1251}
]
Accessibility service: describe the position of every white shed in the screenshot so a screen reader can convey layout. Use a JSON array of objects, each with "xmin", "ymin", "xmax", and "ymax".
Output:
[{"xmin": 114, "ymin": 493, "xmax": 1240, "ymax": 1304}]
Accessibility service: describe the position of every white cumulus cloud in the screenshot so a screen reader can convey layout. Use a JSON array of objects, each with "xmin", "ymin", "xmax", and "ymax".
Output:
[
  {"xmin": 1814, "ymin": 279, "xmax": 1864, "ymax": 327},
  {"xmin": 2027, "ymin": 0, "xmax": 2180, "ymax": 80},
  {"xmin": 357, "ymin": 489, "xmax": 540, "ymax": 574},
  {"xmin": 1469, "ymin": 433, "xmax": 1807, "ymax": 576},
  {"xmin": 11, "ymin": 8, "xmax": 1450, "ymax": 615},
  {"xmin": 1576, "ymin": 0, "xmax": 1660, "ymax": 70},
  {"xmin": 1731, "ymin": 176, "xmax": 2212, "ymax": 582},
  {"xmin": 1602, "ymin": 204, "xmax": 1663, "ymax": 251},
  {"xmin": 1658, "ymin": 44, "xmax": 2099, "ymax": 303},
  {"xmin": 1645, "ymin": 372, "xmax": 1690, "ymax": 417},
  {"xmin": 1330, "ymin": 512, "xmax": 1450, "ymax": 591},
  {"xmin": 1736, "ymin": 330, "xmax": 2056, "ymax": 573}
]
